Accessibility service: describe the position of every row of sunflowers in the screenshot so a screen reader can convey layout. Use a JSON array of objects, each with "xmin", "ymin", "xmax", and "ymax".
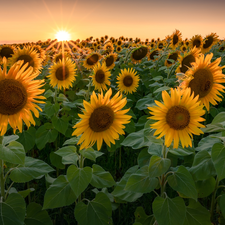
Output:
[{"xmin": 0, "ymin": 30, "xmax": 225, "ymax": 225}]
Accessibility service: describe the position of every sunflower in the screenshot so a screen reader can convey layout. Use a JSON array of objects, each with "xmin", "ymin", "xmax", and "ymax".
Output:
[
  {"xmin": 83, "ymin": 52, "xmax": 102, "ymax": 70},
  {"xmin": 103, "ymin": 42, "xmax": 114, "ymax": 53},
  {"xmin": 180, "ymin": 44, "xmax": 188, "ymax": 53},
  {"xmin": 90, "ymin": 62, "xmax": 111, "ymax": 91},
  {"xmin": 202, "ymin": 33, "xmax": 219, "ymax": 54},
  {"xmin": 47, "ymin": 57, "xmax": 76, "ymax": 90},
  {"xmin": 165, "ymin": 51, "xmax": 180, "ymax": 67},
  {"xmin": 148, "ymin": 48, "xmax": 160, "ymax": 61},
  {"xmin": 103, "ymin": 53, "xmax": 118, "ymax": 70},
  {"xmin": 131, "ymin": 46, "xmax": 148, "ymax": 64},
  {"xmin": 148, "ymin": 88, "xmax": 205, "ymax": 149},
  {"xmin": 176, "ymin": 47, "xmax": 201, "ymax": 74},
  {"xmin": 52, "ymin": 51, "xmax": 69, "ymax": 63},
  {"xmin": 169, "ymin": 30, "xmax": 182, "ymax": 49},
  {"xmin": 9, "ymin": 46, "xmax": 42, "ymax": 74},
  {"xmin": 0, "ymin": 45, "xmax": 16, "ymax": 62},
  {"xmin": 157, "ymin": 40, "xmax": 165, "ymax": 50},
  {"xmin": 116, "ymin": 46, "xmax": 122, "ymax": 53},
  {"xmin": 190, "ymin": 35, "xmax": 203, "ymax": 49},
  {"xmin": 179, "ymin": 53, "xmax": 225, "ymax": 111},
  {"xmin": 72, "ymin": 88, "xmax": 131, "ymax": 150},
  {"xmin": 0, "ymin": 58, "xmax": 45, "ymax": 136},
  {"xmin": 116, "ymin": 68, "xmax": 140, "ymax": 94}
]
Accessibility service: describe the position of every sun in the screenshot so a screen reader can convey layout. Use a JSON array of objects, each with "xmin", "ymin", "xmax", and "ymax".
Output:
[{"xmin": 55, "ymin": 30, "xmax": 71, "ymax": 41}]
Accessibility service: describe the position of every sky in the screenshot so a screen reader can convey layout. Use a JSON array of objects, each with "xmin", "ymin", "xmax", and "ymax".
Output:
[{"xmin": 0, "ymin": 0, "xmax": 225, "ymax": 44}]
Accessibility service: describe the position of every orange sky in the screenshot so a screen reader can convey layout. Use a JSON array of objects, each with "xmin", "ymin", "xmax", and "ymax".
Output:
[{"xmin": 0, "ymin": 0, "xmax": 225, "ymax": 44}]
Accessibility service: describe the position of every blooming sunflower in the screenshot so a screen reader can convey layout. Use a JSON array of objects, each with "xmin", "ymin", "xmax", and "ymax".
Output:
[
  {"xmin": 116, "ymin": 68, "xmax": 140, "ymax": 94},
  {"xmin": 202, "ymin": 33, "xmax": 219, "ymax": 54},
  {"xmin": 179, "ymin": 53, "xmax": 225, "ymax": 111},
  {"xmin": 148, "ymin": 48, "xmax": 160, "ymax": 61},
  {"xmin": 103, "ymin": 53, "xmax": 118, "ymax": 70},
  {"xmin": 47, "ymin": 58, "xmax": 76, "ymax": 90},
  {"xmin": 0, "ymin": 58, "xmax": 45, "ymax": 136},
  {"xmin": 157, "ymin": 40, "xmax": 165, "ymax": 50},
  {"xmin": 148, "ymin": 88, "xmax": 205, "ymax": 149},
  {"xmin": 52, "ymin": 51, "xmax": 69, "ymax": 64},
  {"xmin": 9, "ymin": 46, "xmax": 42, "ymax": 74},
  {"xmin": 0, "ymin": 44, "xmax": 16, "ymax": 62},
  {"xmin": 165, "ymin": 51, "xmax": 180, "ymax": 67},
  {"xmin": 103, "ymin": 42, "xmax": 114, "ymax": 53},
  {"xmin": 169, "ymin": 30, "xmax": 182, "ymax": 49},
  {"xmin": 131, "ymin": 46, "xmax": 148, "ymax": 64},
  {"xmin": 176, "ymin": 46, "xmax": 201, "ymax": 74},
  {"xmin": 90, "ymin": 62, "xmax": 111, "ymax": 91},
  {"xmin": 190, "ymin": 35, "xmax": 203, "ymax": 49},
  {"xmin": 116, "ymin": 46, "xmax": 122, "ymax": 53},
  {"xmin": 72, "ymin": 88, "xmax": 132, "ymax": 150},
  {"xmin": 31, "ymin": 44, "xmax": 46, "ymax": 62},
  {"xmin": 83, "ymin": 52, "xmax": 102, "ymax": 70}
]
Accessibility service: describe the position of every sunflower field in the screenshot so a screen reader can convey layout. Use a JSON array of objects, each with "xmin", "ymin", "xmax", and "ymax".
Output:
[{"xmin": 0, "ymin": 30, "xmax": 225, "ymax": 225}]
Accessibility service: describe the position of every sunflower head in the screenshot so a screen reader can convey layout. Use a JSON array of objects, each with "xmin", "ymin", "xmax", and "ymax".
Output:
[
  {"xmin": 202, "ymin": 33, "xmax": 219, "ymax": 54},
  {"xmin": 90, "ymin": 62, "xmax": 111, "ymax": 91},
  {"xmin": 116, "ymin": 68, "xmax": 140, "ymax": 94},
  {"xmin": 131, "ymin": 46, "xmax": 148, "ymax": 64},
  {"xmin": 103, "ymin": 53, "xmax": 118, "ymax": 69},
  {"xmin": 148, "ymin": 48, "xmax": 160, "ymax": 61},
  {"xmin": 0, "ymin": 58, "xmax": 45, "ymax": 136},
  {"xmin": 169, "ymin": 30, "xmax": 182, "ymax": 49},
  {"xmin": 190, "ymin": 35, "xmax": 203, "ymax": 49},
  {"xmin": 103, "ymin": 42, "xmax": 114, "ymax": 53},
  {"xmin": 0, "ymin": 45, "xmax": 16, "ymax": 62},
  {"xmin": 179, "ymin": 53, "xmax": 225, "ymax": 111},
  {"xmin": 165, "ymin": 51, "xmax": 180, "ymax": 67},
  {"xmin": 47, "ymin": 57, "xmax": 77, "ymax": 90},
  {"xmin": 83, "ymin": 52, "xmax": 102, "ymax": 70},
  {"xmin": 72, "ymin": 88, "xmax": 132, "ymax": 150},
  {"xmin": 148, "ymin": 88, "xmax": 205, "ymax": 149}
]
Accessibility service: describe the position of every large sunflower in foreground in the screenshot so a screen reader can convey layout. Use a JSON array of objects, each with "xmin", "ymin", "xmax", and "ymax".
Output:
[
  {"xmin": 202, "ymin": 33, "xmax": 219, "ymax": 54},
  {"xmin": 9, "ymin": 46, "xmax": 42, "ymax": 74},
  {"xmin": 47, "ymin": 58, "xmax": 76, "ymax": 90},
  {"xmin": 117, "ymin": 68, "xmax": 140, "ymax": 94},
  {"xmin": 176, "ymin": 46, "xmax": 201, "ymax": 74},
  {"xmin": 148, "ymin": 88, "xmax": 205, "ymax": 149},
  {"xmin": 83, "ymin": 52, "xmax": 102, "ymax": 69},
  {"xmin": 72, "ymin": 88, "xmax": 132, "ymax": 150},
  {"xmin": 0, "ymin": 58, "xmax": 45, "ymax": 136},
  {"xmin": 179, "ymin": 53, "xmax": 225, "ymax": 111},
  {"xmin": 90, "ymin": 62, "xmax": 111, "ymax": 91}
]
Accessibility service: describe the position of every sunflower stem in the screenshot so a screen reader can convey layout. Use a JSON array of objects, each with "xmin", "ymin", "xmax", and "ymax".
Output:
[
  {"xmin": 78, "ymin": 154, "xmax": 84, "ymax": 204},
  {"xmin": 160, "ymin": 144, "xmax": 167, "ymax": 197},
  {"xmin": 210, "ymin": 176, "xmax": 219, "ymax": 222},
  {"xmin": 0, "ymin": 136, "xmax": 5, "ymax": 201}
]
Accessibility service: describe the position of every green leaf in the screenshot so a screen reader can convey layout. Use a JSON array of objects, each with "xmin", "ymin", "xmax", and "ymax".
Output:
[
  {"xmin": 63, "ymin": 137, "xmax": 80, "ymax": 146},
  {"xmin": 153, "ymin": 86, "xmax": 171, "ymax": 93},
  {"xmin": 220, "ymin": 194, "xmax": 225, "ymax": 219},
  {"xmin": 152, "ymin": 196, "xmax": 186, "ymax": 225},
  {"xmin": 18, "ymin": 188, "xmax": 35, "ymax": 198},
  {"xmin": 24, "ymin": 202, "xmax": 52, "ymax": 225},
  {"xmin": 138, "ymin": 148, "xmax": 151, "ymax": 167},
  {"xmin": 80, "ymin": 148, "xmax": 96, "ymax": 161},
  {"xmin": 18, "ymin": 127, "xmax": 36, "ymax": 152},
  {"xmin": 125, "ymin": 165, "xmax": 158, "ymax": 193},
  {"xmin": 43, "ymin": 175, "xmax": 76, "ymax": 209},
  {"xmin": 90, "ymin": 164, "xmax": 115, "ymax": 188},
  {"xmin": 44, "ymin": 89, "xmax": 54, "ymax": 99},
  {"xmin": 55, "ymin": 146, "xmax": 78, "ymax": 165},
  {"xmin": 148, "ymin": 155, "xmax": 171, "ymax": 177},
  {"xmin": 190, "ymin": 150, "xmax": 216, "ymax": 181},
  {"xmin": 52, "ymin": 116, "xmax": 69, "ymax": 135},
  {"xmin": 74, "ymin": 192, "xmax": 112, "ymax": 225},
  {"xmin": 183, "ymin": 200, "xmax": 211, "ymax": 225},
  {"xmin": 50, "ymin": 152, "xmax": 65, "ymax": 169},
  {"xmin": 44, "ymin": 101, "xmax": 60, "ymax": 118},
  {"xmin": 134, "ymin": 207, "xmax": 154, "ymax": 225},
  {"xmin": 211, "ymin": 143, "xmax": 225, "ymax": 181},
  {"xmin": 169, "ymin": 146, "xmax": 195, "ymax": 156},
  {"xmin": 35, "ymin": 124, "xmax": 58, "ymax": 150},
  {"xmin": 2, "ymin": 135, "xmax": 19, "ymax": 146},
  {"xmin": 196, "ymin": 177, "xmax": 216, "ymax": 198},
  {"xmin": 196, "ymin": 134, "xmax": 221, "ymax": 152},
  {"xmin": 135, "ymin": 94, "xmax": 154, "ymax": 110},
  {"xmin": 211, "ymin": 112, "xmax": 225, "ymax": 125},
  {"xmin": 167, "ymin": 166, "xmax": 197, "ymax": 200},
  {"xmin": 0, "ymin": 193, "xmax": 26, "ymax": 225},
  {"xmin": 0, "ymin": 141, "xmax": 25, "ymax": 165},
  {"xmin": 112, "ymin": 165, "xmax": 143, "ymax": 202},
  {"xmin": 67, "ymin": 165, "xmax": 92, "ymax": 197},
  {"xmin": 10, "ymin": 156, "xmax": 54, "ymax": 183}
]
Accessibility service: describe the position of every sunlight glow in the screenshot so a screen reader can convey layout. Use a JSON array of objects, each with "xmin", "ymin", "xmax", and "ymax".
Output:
[{"xmin": 55, "ymin": 30, "xmax": 71, "ymax": 41}]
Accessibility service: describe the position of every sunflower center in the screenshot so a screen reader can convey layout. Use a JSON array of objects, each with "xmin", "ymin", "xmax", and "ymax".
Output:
[
  {"xmin": 89, "ymin": 106, "xmax": 114, "ymax": 132},
  {"xmin": 0, "ymin": 47, "xmax": 14, "ymax": 59},
  {"xmin": 0, "ymin": 79, "xmax": 27, "ymax": 115},
  {"xmin": 167, "ymin": 53, "xmax": 178, "ymax": 64},
  {"xmin": 95, "ymin": 70, "xmax": 105, "ymax": 83},
  {"xmin": 193, "ymin": 39, "xmax": 201, "ymax": 48},
  {"xmin": 123, "ymin": 75, "xmax": 133, "ymax": 87},
  {"xmin": 105, "ymin": 55, "xmax": 114, "ymax": 67},
  {"xmin": 180, "ymin": 54, "xmax": 195, "ymax": 73},
  {"xmin": 55, "ymin": 66, "xmax": 70, "ymax": 81},
  {"xmin": 173, "ymin": 34, "xmax": 178, "ymax": 45},
  {"xmin": 150, "ymin": 50, "xmax": 159, "ymax": 60},
  {"xmin": 203, "ymin": 36, "xmax": 214, "ymax": 49},
  {"xmin": 17, "ymin": 55, "xmax": 34, "ymax": 71},
  {"xmin": 188, "ymin": 68, "xmax": 213, "ymax": 98},
  {"xmin": 158, "ymin": 43, "xmax": 163, "ymax": 49},
  {"xmin": 132, "ymin": 47, "xmax": 148, "ymax": 60},
  {"xmin": 166, "ymin": 106, "xmax": 190, "ymax": 130},
  {"xmin": 87, "ymin": 54, "xmax": 99, "ymax": 65}
]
